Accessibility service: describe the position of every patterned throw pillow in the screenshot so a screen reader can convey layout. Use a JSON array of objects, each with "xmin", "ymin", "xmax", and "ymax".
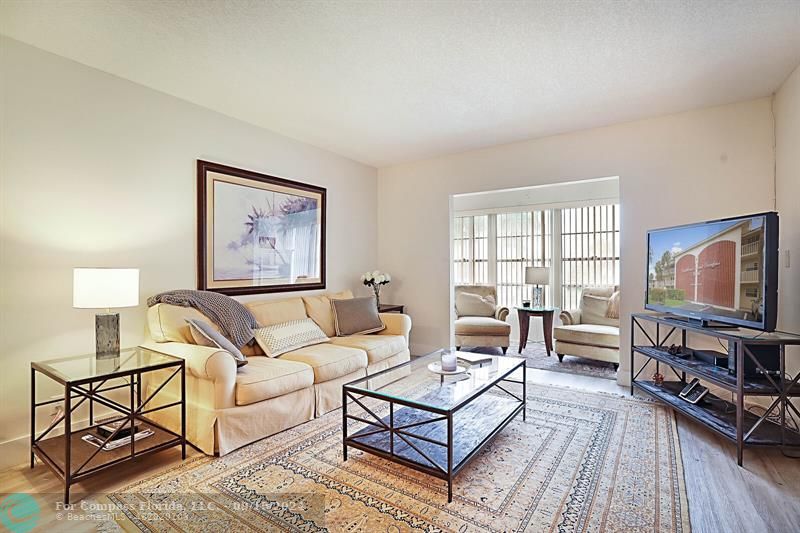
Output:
[
  {"xmin": 185, "ymin": 318, "xmax": 248, "ymax": 368},
  {"xmin": 254, "ymin": 318, "xmax": 330, "ymax": 358}
]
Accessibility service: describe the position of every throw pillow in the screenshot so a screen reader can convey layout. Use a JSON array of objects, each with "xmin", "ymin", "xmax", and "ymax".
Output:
[
  {"xmin": 581, "ymin": 293, "xmax": 618, "ymax": 326},
  {"xmin": 455, "ymin": 291, "xmax": 496, "ymax": 317},
  {"xmin": 606, "ymin": 291, "xmax": 621, "ymax": 319},
  {"xmin": 185, "ymin": 318, "xmax": 248, "ymax": 367},
  {"xmin": 302, "ymin": 290, "xmax": 354, "ymax": 337},
  {"xmin": 331, "ymin": 296, "xmax": 386, "ymax": 336},
  {"xmin": 254, "ymin": 318, "xmax": 330, "ymax": 358}
]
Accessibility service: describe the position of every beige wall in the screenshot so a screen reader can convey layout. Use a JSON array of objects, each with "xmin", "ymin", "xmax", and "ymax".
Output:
[
  {"xmin": 378, "ymin": 98, "xmax": 777, "ymax": 382},
  {"xmin": 0, "ymin": 38, "xmax": 378, "ymax": 468},
  {"xmin": 775, "ymin": 64, "xmax": 800, "ymax": 367}
]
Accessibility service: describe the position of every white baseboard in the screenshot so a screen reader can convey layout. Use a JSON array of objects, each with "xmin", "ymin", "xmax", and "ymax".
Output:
[{"xmin": 0, "ymin": 435, "xmax": 30, "ymax": 472}]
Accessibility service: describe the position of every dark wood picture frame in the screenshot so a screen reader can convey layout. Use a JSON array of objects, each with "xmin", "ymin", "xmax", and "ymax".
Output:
[{"xmin": 197, "ymin": 160, "xmax": 326, "ymax": 295}]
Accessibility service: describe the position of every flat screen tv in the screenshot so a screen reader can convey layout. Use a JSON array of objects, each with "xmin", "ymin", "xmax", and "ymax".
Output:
[{"xmin": 645, "ymin": 212, "xmax": 778, "ymax": 331}]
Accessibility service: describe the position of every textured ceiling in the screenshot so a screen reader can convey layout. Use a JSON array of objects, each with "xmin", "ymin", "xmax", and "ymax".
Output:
[{"xmin": 2, "ymin": 0, "xmax": 799, "ymax": 167}]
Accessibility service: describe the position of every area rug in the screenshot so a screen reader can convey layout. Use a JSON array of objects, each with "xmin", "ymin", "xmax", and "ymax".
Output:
[
  {"xmin": 103, "ymin": 382, "xmax": 689, "ymax": 532},
  {"xmin": 463, "ymin": 342, "xmax": 619, "ymax": 380}
]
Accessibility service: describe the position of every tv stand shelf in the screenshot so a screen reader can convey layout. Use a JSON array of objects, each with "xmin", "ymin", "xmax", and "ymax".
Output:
[
  {"xmin": 631, "ymin": 346, "xmax": 792, "ymax": 395},
  {"xmin": 634, "ymin": 381, "xmax": 800, "ymax": 447},
  {"xmin": 630, "ymin": 313, "xmax": 800, "ymax": 466}
]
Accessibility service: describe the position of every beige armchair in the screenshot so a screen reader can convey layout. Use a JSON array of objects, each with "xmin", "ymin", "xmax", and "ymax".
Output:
[
  {"xmin": 454, "ymin": 285, "xmax": 511, "ymax": 353},
  {"xmin": 553, "ymin": 286, "xmax": 620, "ymax": 368}
]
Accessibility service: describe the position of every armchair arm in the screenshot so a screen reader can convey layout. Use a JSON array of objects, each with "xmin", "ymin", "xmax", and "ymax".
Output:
[
  {"xmin": 495, "ymin": 306, "xmax": 510, "ymax": 321},
  {"xmin": 560, "ymin": 309, "xmax": 581, "ymax": 325},
  {"xmin": 140, "ymin": 341, "xmax": 237, "ymax": 409},
  {"xmin": 379, "ymin": 313, "xmax": 412, "ymax": 344}
]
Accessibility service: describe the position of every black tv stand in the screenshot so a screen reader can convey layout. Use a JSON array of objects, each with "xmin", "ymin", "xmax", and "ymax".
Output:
[{"xmin": 630, "ymin": 312, "xmax": 800, "ymax": 466}]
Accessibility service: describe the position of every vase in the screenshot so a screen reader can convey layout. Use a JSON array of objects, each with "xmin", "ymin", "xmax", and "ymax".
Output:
[{"xmin": 373, "ymin": 285, "xmax": 381, "ymax": 309}]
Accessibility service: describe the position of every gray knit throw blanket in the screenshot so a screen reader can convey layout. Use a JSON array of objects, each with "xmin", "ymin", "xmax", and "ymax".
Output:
[{"xmin": 147, "ymin": 290, "xmax": 259, "ymax": 348}]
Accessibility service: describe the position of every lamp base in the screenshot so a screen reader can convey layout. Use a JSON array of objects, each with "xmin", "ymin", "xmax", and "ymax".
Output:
[
  {"xmin": 533, "ymin": 287, "xmax": 543, "ymax": 308},
  {"xmin": 96, "ymin": 313, "xmax": 120, "ymax": 358}
]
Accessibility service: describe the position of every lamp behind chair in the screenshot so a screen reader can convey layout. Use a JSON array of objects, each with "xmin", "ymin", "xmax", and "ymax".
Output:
[
  {"xmin": 73, "ymin": 268, "xmax": 139, "ymax": 357},
  {"xmin": 525, "ymin": 266, "xmax": 549, "ymax": 308}
]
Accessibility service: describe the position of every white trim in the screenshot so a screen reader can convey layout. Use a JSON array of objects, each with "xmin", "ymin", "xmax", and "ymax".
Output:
[
  {"xmin": 455, "ymin": 195, "xmax": 619, "ymax": 217},
  {"xmin": 488, "ymin": 214, "xmax": 497, "ymax": 285},
  {"xmin": 0, "ymin": 435, "xmax": 29, "ymax": 471},
  {"xmin": 452, "ymin": 175, "xmax": 620, "ymax": 198}
]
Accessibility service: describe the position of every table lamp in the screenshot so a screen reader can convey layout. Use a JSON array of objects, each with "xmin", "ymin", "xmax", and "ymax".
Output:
[
  {"xmin": 73, "ymin": 268, "xmax": 139, "ymax": 357},
  {"xmin": 525, "ymin": 266, "xmax": 549, "ymax": 308}
]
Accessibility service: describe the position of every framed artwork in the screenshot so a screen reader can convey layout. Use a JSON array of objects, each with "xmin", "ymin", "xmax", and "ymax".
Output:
[{"xmin": 197, "ymin": 160, "xmax": 326, "ymax": 295}]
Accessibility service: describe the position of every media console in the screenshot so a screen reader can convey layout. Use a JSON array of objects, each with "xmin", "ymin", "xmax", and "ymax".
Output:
[{"xmin": 630, "ymin": 312, "xmax": 800, "ymax": 466}]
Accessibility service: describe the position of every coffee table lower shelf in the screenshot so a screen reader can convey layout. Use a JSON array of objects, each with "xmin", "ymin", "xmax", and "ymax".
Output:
[{"xmin": 344, "ymin": 393, "xmax": 524, "ymax": 502}]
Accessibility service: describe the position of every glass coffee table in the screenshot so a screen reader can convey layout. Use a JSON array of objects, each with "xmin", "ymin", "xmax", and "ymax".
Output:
[{"xmin": 342, "ymin": 350, "xmax": 526, "ymax": 502}]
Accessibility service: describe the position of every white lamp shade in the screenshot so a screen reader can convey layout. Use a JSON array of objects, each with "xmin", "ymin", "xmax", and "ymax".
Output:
[
  {"xmin": 525, "ymin": 266, "xmax": 550, "ymax": 285},
  {"xmin": 73, "ymin": 268, "xmax": 140, "ymax": 309}
]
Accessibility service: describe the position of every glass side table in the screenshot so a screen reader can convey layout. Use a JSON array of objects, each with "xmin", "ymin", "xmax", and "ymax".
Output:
[{"xmin": 31, "ymin": 346, "xmax": 186, "ymax": 503}]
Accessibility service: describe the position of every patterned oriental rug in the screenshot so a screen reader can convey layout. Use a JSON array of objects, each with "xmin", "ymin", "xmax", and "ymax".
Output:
[
  {"xmin": 103, "ymin": 381, "xmax": 689, "ymax": 532},
  {"xmin": 463, "ymin": 342, "xmax": 619, "ymax": 380}
]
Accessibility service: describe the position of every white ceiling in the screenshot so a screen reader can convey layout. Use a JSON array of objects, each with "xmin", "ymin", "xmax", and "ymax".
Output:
[{"xmin": 2, "ymin": 1, "xmax": 799, "ymax": 167}]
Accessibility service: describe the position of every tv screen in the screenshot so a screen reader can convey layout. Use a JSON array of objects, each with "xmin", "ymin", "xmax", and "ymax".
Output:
[{"xmin": 645, "ymin": 212, "xmax": 778, "ymax": 331}]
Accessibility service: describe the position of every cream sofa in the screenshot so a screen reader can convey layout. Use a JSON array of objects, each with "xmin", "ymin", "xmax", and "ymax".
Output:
[
  {"xmin": 454, "ymin": 285, "xmax": 511, "ymax": 353},
  {"xmin": 553, "ymin": 286, "xmax": 619, "ymax": 368},
  {"xmin": 140, "ymin": 290, "xmax": 411, "ymax": 456}
]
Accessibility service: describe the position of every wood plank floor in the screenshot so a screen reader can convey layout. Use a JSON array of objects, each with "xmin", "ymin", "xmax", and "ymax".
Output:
[{"xmin": 2, "ymin": 367, "xmax": 798, "ymax": 532}]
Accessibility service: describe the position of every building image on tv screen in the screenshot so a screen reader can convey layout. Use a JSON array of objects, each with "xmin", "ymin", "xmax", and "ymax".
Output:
[{"xmin": 647, "ymin": 216, "xmax": 765, "ymax": 323}]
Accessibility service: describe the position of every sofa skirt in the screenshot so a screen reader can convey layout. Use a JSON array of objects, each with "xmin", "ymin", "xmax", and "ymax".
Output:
[{"xmin": 554, "ymin": 340, "xmax": 619, "ymax": 364}]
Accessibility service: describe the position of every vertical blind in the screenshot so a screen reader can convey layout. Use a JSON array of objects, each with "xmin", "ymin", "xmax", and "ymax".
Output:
[
  {"xmin": 453, "ymin": 204, "xmax": 618, "ymax": 310},
  {"xmin": 495, "ymin": 211, "xmax": 552, "ymax": 307},
  {"xmin": 560, "ymin": 204, "xmax": 620, "ymax": 309},
  {"xmin": 453, "ymin": 215, "xmax": 488, "ymax": 285}
]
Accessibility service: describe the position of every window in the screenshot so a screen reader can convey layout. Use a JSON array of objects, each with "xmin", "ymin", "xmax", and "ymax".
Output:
[
  {"xmin": 453, "ymin": 215, "xmax": 488, "ymax": 285},
  {"xmin": 496, "ymin": 212, "xmax": 532, "ymax": 307},
  {"xmin": 561, "ymin": 204, "xmax": 620, "ymax": 309},
  {"xmin": 452, "ymin": 203, "xmax": 618, "ymax": 310},
  {"xmin": 495, "ymin": 211, "xmax": 552, "ymax": 308}
]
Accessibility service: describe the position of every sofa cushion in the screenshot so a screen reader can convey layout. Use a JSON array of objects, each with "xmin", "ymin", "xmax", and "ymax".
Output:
[
  {"xmin": 235, "ymin": 356, "xmax": 314, "ymax": 406},
  {"xmin": 553, "ymin": 324, "xmax": 619, "ymax": 349},
  {"xmin": 279, "ymin": 343, "xmax": 368, "ymax": 382},
  {"xmin": 329, "ymin": 335, "xmax": 406, "ymax": 364},
  {"xmin": 302, "ymin": 290, "xmax": 354, "ymax": 337},
  {"xmin": 253, "ymin": 319, "xmax": 329, "ymax": 358},
  {"xmin": 455, "ymin": 292, "xmax": 496, "ymax": 317},
  {"xmin": 331, "ymin": 296, "xmax": 385, "ymax": 336},
  {"xmin": 454, "ymin": 316, "xmax": 511, "ymax": 336},
  {"xmin": 245, "ymin": 297, "xmax": 308, "ymax": 327}
]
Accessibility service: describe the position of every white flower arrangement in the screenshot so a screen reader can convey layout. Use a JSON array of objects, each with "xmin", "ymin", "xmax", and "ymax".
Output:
[
  {"xmin": 361, "ymin": 270, "xmax": 391, "ymax": 307},
  {"xmin": 361, "ymin": 270, "xmax": 391, "ymax": 286}
]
